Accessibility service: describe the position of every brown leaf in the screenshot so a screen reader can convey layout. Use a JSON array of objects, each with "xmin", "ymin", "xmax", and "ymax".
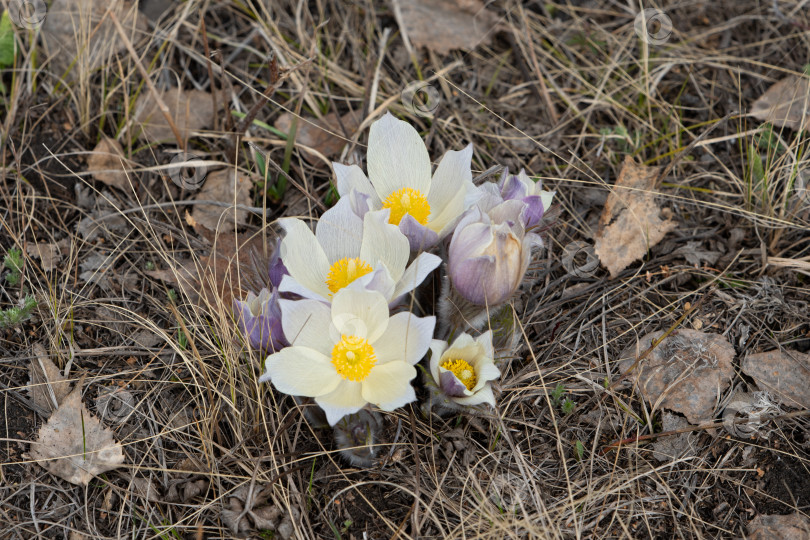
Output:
[
  {"xmin": 742, "ymin": 349, "xmax": 810, "ymax": 409},
  {"xmin": 221, "ymin": 484, "xmax": 282, "ymax": 534},
  {"xmin": 191, "ymin": 169, "xmax": 251, "ymax": 231},
  {"xmin": 133, "ymin": 87, "xmax": 215, "ymax": 143},
  {"xmin": 28, "ymin": 344, "xmax": 71, "ymax": 416},
  {"xmin": 87, "ymin": 138, "xmax": 131, "ymax": 190},
  {"xmin": 275, "ymin": 110, "xmax": 361, "ymax": 166},
  {"xmin": 747, "ymin": 513, "xmax": 810, "ymax": 540},
  {"xmin": 750, "ymin": 75, "xmax": 810, "ymax": 132},
  {"xmin": 392, "ymin": 0, "xmax": 498, "ymax": 54},
  {"xmin": 26, "ymin": 242, "xmax": 61, "ymax": 272},
  {"xmin": 651, "ymin": 412, "xmax": 695, "ymax": 462},
  {"xmin": 594, "ymin": 156, "xmax": 677, "ymax": 278},
  {"xmin": 617, "ymin": 329, "xmax": 735, "ymax": 424},
  {"xmin": 40, "ymin": 0, "xmax": 147, "ymax": 80},
  {"xmin": 30, "ymin": 380, "xmax": 126, "ymax": 486}
]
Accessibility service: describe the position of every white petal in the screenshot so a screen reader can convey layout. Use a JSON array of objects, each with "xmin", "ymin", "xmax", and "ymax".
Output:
[
  {"xmin": 476, "ymin": 330, "xmax": 495, "ymax": 358},
  {"xmin": 391, "ymin": 252, "xmax": 442, "ymax": 302},
  {"xmin": 360, "ymin": 209, "xmax": 409, "ymax": 282},
  {"xmin": 316, "ymin": 196, "xmax": 364, "ymax": 263},
  {"xmin": 448, "ymin": 332, "xmax": 477, "ymax": 351},
  {"xmin": 471, "ymin": 362, "xmax": 500, "ymax": 393},
  {"xmin": 429, "ymin": 188, "xmax": 470, "ymax": 237},
  {"xmin": 373, "ymin": 312, "xmax": 435, "ymax": 366},
  {"xmin": 264, "ymin": 347, "xmax": 341, "ymax": 397},
  {"xmin": 428, "ymin": 144, "xmax": 473, "ymax": 213},
  {"xmin": 278, "ymin": 218, "xmax": 331, "ymax": 298},
  {"xmin": 278, "ymin": 274, "xmax": 328, "ymax": 303},
  {"xmin": 330, "ymin": 288, "xmax": 390, "ymax": 342},
  {"xmin": 333, "ymin": 162, "xmax": 377, "ymax": 202},
  {"xmin": 367, "ymin": 113, "xmax": 431, "ymax": 199},
  {"xmin": 428, "ymin": 339, "xmax": 448, "ymax": 383},
  {"xmin": 361, "ymin": 361, "xmax": 417, "ymax": 411},
  {"xmin": 540, "ymin": 190, "xmax": 556, "ymax": 212},
  {"xmin": 453, "ymin": 383, "xmax": 496, "ymax": 407},
  {"xmin": 279, "ymin": 298, "xmax": 333, "ymax": 354},
  {"xmin": 316, "ymin": 381, "xmax": 367, "ymax": 425}
]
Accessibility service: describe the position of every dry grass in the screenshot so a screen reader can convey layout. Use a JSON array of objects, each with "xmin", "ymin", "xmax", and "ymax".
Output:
[{"xmin": 1, "ymin": 0, "xmax": 810, "ymax": 538}]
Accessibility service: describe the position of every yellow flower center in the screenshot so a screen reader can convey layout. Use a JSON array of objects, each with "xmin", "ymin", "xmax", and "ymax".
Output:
[
  {"xmin": 331, "ymin": 335, "xmax": 377, "ymax": 382},
  {"xmin": 440, "ymin": 358, "xmax": 477, "ymax": 391},
  {"xmin": 381, "ymin": 187, "xmax": 431, "ymax": 226},
  {"xmin": 325, "ymin": 257, "xmax": 373, "ymax": 294}
]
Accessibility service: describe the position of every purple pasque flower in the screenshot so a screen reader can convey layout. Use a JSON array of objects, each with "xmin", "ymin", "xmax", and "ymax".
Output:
[
  {"xmin": 267, "ymin": 237, "xmax": 288, "ymax": 288},
  {"xmin": 477, "ymin": 168, "xmax": 555, "ymax": 229},
  {"xmin": 447, "ymin": 199, "xmax": 541, "ymax": 307},
  {"xmin": 233, "ymin": 287, "xmax": 287, "ymax": 353}
]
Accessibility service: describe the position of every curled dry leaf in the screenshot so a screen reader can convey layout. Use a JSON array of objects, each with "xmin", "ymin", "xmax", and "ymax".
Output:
[
  {"xmin": 28, "ymin": 344, "xmax": 71, "ymax": 416},
  {"xmin": 749, "ymin": 75, "xmax": 810, "ymax": 132},
  {"xmin": 594, "ymin": 156, "xmax": 677, "ymax": 278},
  {"xmin": 221, "ymin": 484, "xmax": 283, "ymax": 534},
  {"xmin": 742, "ymin": 349, "xmax": 810, "ymax": 409},
  {"xmin": 30, "ymin": 381, "xmax": 126, "ymax": 486},
  {"xmin": 191, "ymin": 169, "xmax": 251, "ymax": 231},
  {"xmin": 87, "ymin": 138, "xmax": 131, "ymax": 190},
  {"xmin": 25, "ymin": 242, "xmax": 61, "ymax": 272},
  {"xmin": 391, "ymin": 0, "xmax": 498, "ymax": 54},
  {"xmin": 747, "ymin": 513, "xmax": 810, "ymax": 540},
  {"xmin": 651, "ymin": 412, "xmax": 694, "ymax": 462},
  {"xmin": 617, "ymin": 329, "xmax": 735, "ymax": 424},
  {"xmin": 275, "ymin": 110, "xmax": 361, "ymax": 166},
  {"xmin": 133, "ymin": 87, "xmax": 215, "ymax": 143}
]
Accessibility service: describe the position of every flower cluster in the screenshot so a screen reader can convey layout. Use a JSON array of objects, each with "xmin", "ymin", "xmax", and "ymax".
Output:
[{"xmin": 234, "ymin": 112, "xmax": 555, "ymax": 458}]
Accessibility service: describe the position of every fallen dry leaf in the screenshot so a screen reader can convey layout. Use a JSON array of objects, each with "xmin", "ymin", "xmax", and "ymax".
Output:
[
  {"xmin": 133, "ymin": 87, "xmax": 215, "ymax": 143},
  {"xmin": 191, "ymin": 169, "xmax": 251, "ymax": 231},
  {"xmin": 87, "ymin": 138, "xmax": 131, "ymax": 190},
  {"xmin": 747, "ymin": 513, "xmax": 810, "ymax": 540},
  {"xmin": 617, "ymin": 329, "xmax": 735, "ymax": 424},
  {"xmin": 594, "ymin": 156, "xmax": 677, "ymax": 278},
  {"xmin": 742, "ymin": 349, "xmax": 810, "ymax": 409},
  {"xmin": 30, "ymin": 380, "xmax": 126, "ymax": 486},
  {"xmin": 40, "ymin": 0, "xmax": 146, "ymax": 81},
  {"xmin": 391, "ymin": 0, "xmax": 498, "ymax": 54},
  {"xmin": 275, "ymin": 110, "xmax": 361, "ymax": 166},
  {"xmin": 26, "ymin": 242, "xmax": 61, "ymax": 272},
  {"xmin": 651, "ymin": 411, "xmax": 695, "ymax": 462},
  {"xmin": 750, "ymin": 75, "xmax": 810, "ymax": 132},
  {"xmin": 28, "ymin": 344, "xmax": 71, "ymax": 416}
]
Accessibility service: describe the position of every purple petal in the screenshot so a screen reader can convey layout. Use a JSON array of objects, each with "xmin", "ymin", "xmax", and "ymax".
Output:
[
  {"xmin": 500, "ymin": 172, "xmax": 528, "ymax": 200},
  {"xmin": 268, "ymin": 238, "xmax": 289, "ymax": 288},
  {"xmin": 521, "ymin": 195, "xmax": 545, "ymax": 229},
  {"xmin": 439, "ymin": 370, "xmax": 468, "ymax": 397},
  {"xmin": 399, "ymin": 214, "xmax": 440, "ymax": 251}
]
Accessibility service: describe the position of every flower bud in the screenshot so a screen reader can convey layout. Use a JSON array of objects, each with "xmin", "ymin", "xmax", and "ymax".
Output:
[
  {"xmin": 233, "ymin": 288, "xmax": 287, "ymax": 353},
  {"xmin": 447, "ymin": 205, "xmax": 532, "ymax": 307}
]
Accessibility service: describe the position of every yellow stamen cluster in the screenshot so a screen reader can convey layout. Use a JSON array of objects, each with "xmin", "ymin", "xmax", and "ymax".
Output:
[
  {"xmin": 440, "ymin": 358, "xmax": 477, "ymax": 391},
  {"xmin": 325, "ymin": 257, "xmax": 373, "ymax": 294},
  {"xmin": 331, "ymin": 335, "xmax": 377, "ymax": 382},
  {"xmin": 382, "ymin": 187, "xmax": 431, "ymax": 226}
]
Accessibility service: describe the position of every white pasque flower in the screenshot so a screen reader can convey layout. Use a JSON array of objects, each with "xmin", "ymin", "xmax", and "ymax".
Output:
[
  {"xmin": 259, "ymin": 289, "xmax": 435, "ymax": 425},
  {"xmin": 429, "ymin": 331, "xmax": 500, "ymax": 407},
  {"xmin": 333, "ymin": 112, "xmax": 477, "ymax": 250},
  {"xmin": 278, "ymin": 195, "xmax": 440, "ymax": 304}
]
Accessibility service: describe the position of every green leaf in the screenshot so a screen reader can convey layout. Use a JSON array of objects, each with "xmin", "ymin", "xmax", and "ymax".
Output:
[{"xmin": 0, "ymin": 11, "xmax": 17, "ymax": 68}]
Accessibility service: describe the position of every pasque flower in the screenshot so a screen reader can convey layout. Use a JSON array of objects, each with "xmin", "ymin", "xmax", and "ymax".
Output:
[
  {"xmin": 428, "ymin": 331, "xmax": 500, "ymax": 407},
  {"xmin": 277, "ymin": 195, "xmax": 440, "ymax": 304},
  {"xmin": 332, "ymin": 112, "xmax": 477, "ymax": 250},
  {"xmin": 233, "ymin": 288, "xmax": 287, "ymax": 353},
  {"xmin": 447, "ymin": 199, "xmax": 540, "ymax": 308},
  {"xmin": 259, "ymin": 288, "xmax": 435, "ymax": 425},
  {"xmin": 477, "ymin": 168, "xmax": 555, "ymax": 229}
]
